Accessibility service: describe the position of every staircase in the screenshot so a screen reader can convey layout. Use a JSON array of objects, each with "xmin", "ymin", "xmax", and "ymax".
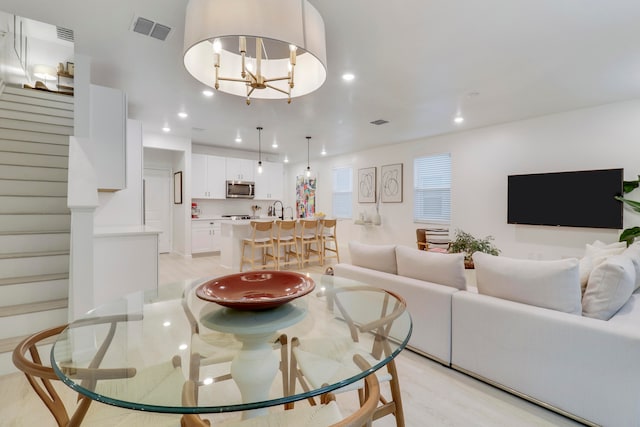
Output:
[{"xmin": 0, "ymin": 85, "xmax": 74, "ymax": 375}]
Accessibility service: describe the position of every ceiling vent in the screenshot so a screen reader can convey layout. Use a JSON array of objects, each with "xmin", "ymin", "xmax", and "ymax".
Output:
[
  {"xmin": 132, "ymin": 16, "xmax": 171, "ymax": 41},
  {"xmin": 56, "ymin": 26, "xmax": 74, "ymax": 42},
  {"xmin": 370, "ymin": 119, "xmax": 389, "ymax": 126}
]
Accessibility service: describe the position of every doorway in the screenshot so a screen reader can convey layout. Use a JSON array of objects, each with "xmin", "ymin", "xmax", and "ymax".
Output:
[{"xmin": 144, "ymin": 168, "xmax": 172, "ymax": 253}]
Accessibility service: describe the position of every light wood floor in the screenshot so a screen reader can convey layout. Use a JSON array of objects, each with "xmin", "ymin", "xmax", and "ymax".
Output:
[{"xmin": 0, "ymin": 253, "xmax": 584, "ymax": 426}]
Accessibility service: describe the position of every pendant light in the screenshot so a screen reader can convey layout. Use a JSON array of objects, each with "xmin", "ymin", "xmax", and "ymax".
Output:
[
  {"xmin": 305, "ymin": 136, "xmax": 312, "ymax": 177},
  {"xmin": 257, "ymin": 126, "xmax": 263, "ymax": 174}
]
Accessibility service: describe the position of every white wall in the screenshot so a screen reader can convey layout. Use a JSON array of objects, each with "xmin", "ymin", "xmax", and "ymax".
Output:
[
  {"xmin": 285, "ymin": 99, "xmax": 640, "ymax": 260},
  {"xmin": 94, "ymin": 119, "xmax": 143, "ymax": 226},
  {"xmin": 143, "ymin": 132, "xmax": 191, "ymax": 256}
]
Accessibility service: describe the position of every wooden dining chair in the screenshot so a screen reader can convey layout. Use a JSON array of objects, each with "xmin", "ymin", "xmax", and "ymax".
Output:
[
  {"xmin": 294, "ymin": 218, "xmax": 323, "ymax": 267},
  {"xmin": 13, "ymin": 320, "xmax": 182, "ymax": 426},
  {"xmin": 272, "ymin": 219, "xmax": 302, "ymax": 270},
  {"xmin": 180, "ymin": 354, "xmax": 380, "ymax": 427},
  {"xmin": 289, "ymin": 286, "xmax": 408, "ymax": 427},
  {"xmin": 320, "ymin": 218, "xmax": 340, "ymax": 264},
  {"xmin": 240, "ymin": 220, "xmax": 277, "ymax": 271}
]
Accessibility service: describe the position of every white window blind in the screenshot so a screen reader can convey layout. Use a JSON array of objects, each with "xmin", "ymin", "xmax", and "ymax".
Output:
[
  {"xmin": 332, "ymin": 166, "xmax": 353, "ymax": 219},
  {"xmin": 414, "ymin": 153, "xmax": 451, "ymax": 223}
]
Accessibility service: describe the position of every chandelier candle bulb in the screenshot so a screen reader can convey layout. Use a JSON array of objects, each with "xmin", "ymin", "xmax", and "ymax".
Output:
[{"xmin": 239, "ymin": 36, "xmax": 246, "ymax": 53}]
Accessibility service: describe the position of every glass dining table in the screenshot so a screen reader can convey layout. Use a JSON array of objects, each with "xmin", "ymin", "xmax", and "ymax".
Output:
[{"xmin": 51, "ymin": 273, "xmax": 412, "ymax": 419}]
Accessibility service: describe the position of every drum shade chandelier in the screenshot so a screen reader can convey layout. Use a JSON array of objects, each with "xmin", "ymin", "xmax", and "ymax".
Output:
[{"xmin": 183, "ymin": 0, "xmax": 327, "ymax": 105}]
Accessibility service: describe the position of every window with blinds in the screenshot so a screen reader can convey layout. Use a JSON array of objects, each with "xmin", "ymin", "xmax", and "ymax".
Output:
[
  {"xmin": 332, "ymin": 166, "xmax": 353, "ymax": 218},
  {"xmin": 414, "ymin": 153, "xmax": 451, "ymax": 223}
]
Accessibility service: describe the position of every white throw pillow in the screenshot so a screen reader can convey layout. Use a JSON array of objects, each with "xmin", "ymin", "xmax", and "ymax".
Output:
[
  {"xmin": 473, "ymin": 252, "xmax": 582, "ymax": 315},
  {"xmin": 579, "ymin": 242, "xmax": 627, "ymax": 293},
  {"xmin": 395, "ymin": 245, "xmax": 466, "ymax": 290},
  {"xmin": 582, "ymin": 254, "xmax": 636, "ymax": 320},
  {"xmin": 623, "ymin": 242, "xmax": 640, "ymax": 290},
  {"xmin": 348, "ymin": 241, "xmax": 397, "ymax": 274}
]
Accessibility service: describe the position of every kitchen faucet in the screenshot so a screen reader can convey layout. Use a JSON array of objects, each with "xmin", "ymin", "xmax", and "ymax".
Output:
[
  {"xmin": 284, "ymin": 206, "xmax": 293, "ymax": 220},
  {"xmin": 272, "ymin": 200, "xmax": 284, "ymax": 220}
]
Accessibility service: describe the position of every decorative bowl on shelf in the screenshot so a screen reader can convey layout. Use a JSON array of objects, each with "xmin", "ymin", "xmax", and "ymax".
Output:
[{"xmin": 195, "ymin": 271, "xmax": 315, "ymax": 310}]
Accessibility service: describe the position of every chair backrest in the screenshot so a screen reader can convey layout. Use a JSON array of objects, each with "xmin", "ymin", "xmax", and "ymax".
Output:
[
  {"xmin": 13, "ymin": 324, "xmax": 93, "ymax": 426},
  {"xmin": 321, "ymin": 219, "xmax": 337, "ymax": 235},
  {"xmin": 180, "ymin": 354, "xmax": 380, "ymax": 427},
  {"xmin": 275, "ymin": 219, "xmax": 297, "ymax": 239},
  {"xmin": 299, "ymin": 219, "xmax": 319, "ymax": 237},
  {"xmin": 250, "ymin": 220, "xmax": 274, "ymax": 241},
  {"xmin": 416, "ymin": 228, "xmax": 427, "ymax": 250}
]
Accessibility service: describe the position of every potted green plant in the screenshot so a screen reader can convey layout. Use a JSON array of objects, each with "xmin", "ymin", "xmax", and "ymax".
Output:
[
  {"xmin": 615, "ymin": 175, "xmax": 640, "ymax": 246},
  {"xmin": 449, "ymin": 229, "xmax": 500, "ymax": 268}
]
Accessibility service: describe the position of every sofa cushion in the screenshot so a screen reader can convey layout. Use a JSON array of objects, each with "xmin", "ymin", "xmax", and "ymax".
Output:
[
  {"xmin": 473, "ymin": 252, "xmax": 581, "ymax": 315},
  {"xmin": 395, "ymin": 245, "xmax": 466, "ymax": 290},
  {"xmin": 623, "ymin": 242, "xmax": 640, "ymax": 290},
  {"xmin": 348, "ymin": 241, "xmax": 397, "ymax": 274},
  {"xmin": 582, "ymin": 254, "xmax": 636, "ymax": 320},
  {"xmin": 579, "ymin": 242, "xmax": 627, "ymax": 293}
]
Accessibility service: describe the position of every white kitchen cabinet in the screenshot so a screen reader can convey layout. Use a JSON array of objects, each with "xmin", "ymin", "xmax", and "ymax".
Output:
[
  {"xmin": 191, "ymin": 220, "xmax": 221, "ymax": 253},
  {"xmin": 254, "ymin": 161, "xmax": 284, "ymax": 200},
  {"xmin": 192, "ymin": 154, "xmax": 226, "ymax": 199},
  {"xmin": 226, "ymin": 158, "xmax": 255, "ymax": 182},
  {"xmin": 90, "ymin": 84, "xmax": 127, "ymax": 191}
]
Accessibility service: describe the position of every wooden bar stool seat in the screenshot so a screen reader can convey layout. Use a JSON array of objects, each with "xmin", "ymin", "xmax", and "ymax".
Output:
[{"xmin": 240, "ymin": 220, "xmax": 277, "ymax": 271}]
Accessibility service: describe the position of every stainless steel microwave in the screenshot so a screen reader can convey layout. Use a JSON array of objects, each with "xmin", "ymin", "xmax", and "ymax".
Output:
[{"xmin": 226, "ymin": 180, "xmax": 255, "ymax": 199}]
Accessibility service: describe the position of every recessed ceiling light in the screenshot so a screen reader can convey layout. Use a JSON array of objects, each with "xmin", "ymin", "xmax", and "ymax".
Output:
[
  {"xmin": 284, "ymin": 156, "xmax": 289, "ymax": 163},
  {"xmin": 162, "ymin": 126, "xmax": 171, "ymax": 132},
  {"xmin": 342, "ymin": 73, "xmax": 355, "ymax": 81},
  {"xmin": 235, "ymin": 137, "xmax": 242, "ymax": 143},
  {"xmin": 178, "ymin": 112, "xmax": 188, "ymax": 119},
  {"xmin": 454, "ymin": 116, "xmax": 464, "ymax": 124},
  {"xmin": 272, "ymin": 141, "xmax": 278, "ymax": 148},
  {"xmin": 321, "ymin": 148, "xmax": 327, "ymax": 156},
  {"xmin": 202, "ymin": 90, "xmax": 214, "ymax": 97}
]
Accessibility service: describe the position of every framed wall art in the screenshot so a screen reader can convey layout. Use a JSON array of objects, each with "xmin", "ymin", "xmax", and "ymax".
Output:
[
  {"xmin": 358, "ymin": 167, "xmax": 376, "ymax": 203},
  {"xmin": 173, "ymin": 171, "xmax": 183, "ymax": 204},
  {"xmin": 381, "ymin": 163, "xmax": 403, "ymax": 202}
]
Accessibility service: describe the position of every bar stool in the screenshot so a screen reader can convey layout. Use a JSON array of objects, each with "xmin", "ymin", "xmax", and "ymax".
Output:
[
  {"xmin": 273, "ymin": 220, "xmax": 301, "ymax": 270},
  {"xmin": 295, "ymin": 219, "xmax": 323, "ymax": 267},
  {"xmin": 320, "ymin": 218, "xmax": 340, "ymax": 265},
  {"xmin": 240, "ymin": 221, "xmax": 277, "ymax": 271}
]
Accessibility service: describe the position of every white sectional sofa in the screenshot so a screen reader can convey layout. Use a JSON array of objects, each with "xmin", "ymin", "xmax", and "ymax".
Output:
[{"xmin": 333, "ymin": 241, "xmax": 640, "ymax": 427}]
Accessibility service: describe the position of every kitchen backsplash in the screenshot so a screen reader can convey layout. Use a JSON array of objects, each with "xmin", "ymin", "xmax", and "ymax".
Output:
[{"xmin": 192, "ymin": 199, "xmax": 286, "ymax": 218}]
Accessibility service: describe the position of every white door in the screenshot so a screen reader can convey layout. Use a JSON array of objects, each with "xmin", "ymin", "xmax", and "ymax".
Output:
[{"xmin": 144, "ymin": 168, "xmax": 172, "ymax": 253}]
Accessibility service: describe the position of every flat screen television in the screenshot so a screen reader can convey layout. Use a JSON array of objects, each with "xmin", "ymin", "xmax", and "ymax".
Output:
[{"xmin": 507, "ymin": 168, "xmax": 623, "ymax": 229}]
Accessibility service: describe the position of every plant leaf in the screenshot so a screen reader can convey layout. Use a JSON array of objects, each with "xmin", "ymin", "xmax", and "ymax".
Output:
[
  {"xmin": 615, "ymin": 196, "xmax": 640, "ymax": 213},
  {"xmin": 620, "ymin": 227, "xmax": 640, "ymax": 246},
  {"xmin": 623, "ymin": 179, "xmax": 640, "ymax": 193}
]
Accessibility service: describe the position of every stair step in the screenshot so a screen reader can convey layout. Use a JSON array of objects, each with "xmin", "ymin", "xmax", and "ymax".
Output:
[
  {"xmin": 0, "ymin": 250, "xmax": 69, "ymax": 260},
  {"xmin": 0, "ymin": 298, "xmax": 68, "ymax": 318},
  {"xmin": 0, "ymin": 232, "xmax": 69, "ymax": 254},
  {"xmin": 0, "ymin": 278, "xmax": 68, "ymax": 306},
  {"xmin": 0, "ymin": 108, "xmax": 74, "ymax": 127},
  {"xmin": 0, "ymin": 196, "xmax": 69, "ymax": 214},
  {"xmin": 0, "ymin": 165, "xmax": 68, "ymax": 182},
  {"xmin": 0, "ymin": 118, "xmax": 72, "ymax": 136},
  {"xmin": 0, "ymin": 334, "xmax": 57, "ymax": 355},
  {"xmin": 0, "ymin": 254, "xmax": 69, "ymax": 280},
  {"xmin": 0, "ymin": 152, "xmax": 68, "ymax": 168},
  {"xmin": 2, "ymin": 86, "xmax": 74, "ymax": 109},
  {"xmin": 0, "ymin": 273, "xmax": 68, "ymax": 287},
  {"xmin": 0, "ymin": 100, "xmax": 74, "ymax": 119},
  {"xmin": 0, "ymin": 128, "xmax": 69, "ymax": 145},
  {"xmin": 0, "ymin": 304, "xmax": 68, "ymax": 340},
  {"xmin": 0, "ymin": 179, "xmax": 67, "ymax": 197},
  {"xmin": 0, "ymin": 213, "xmax": 70, "ymax": 233},
  {"xmin": 0, "ymin": 138, "xmax": 69, "ymax": 156}
]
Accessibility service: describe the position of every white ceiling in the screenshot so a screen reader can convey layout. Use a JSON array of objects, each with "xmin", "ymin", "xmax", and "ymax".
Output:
[{"xmin": 4, "ymin": 0, "xmax": 640, "ymax": 163}]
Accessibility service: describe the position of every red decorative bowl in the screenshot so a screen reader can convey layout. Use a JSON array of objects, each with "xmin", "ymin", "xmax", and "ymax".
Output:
[{"xmin": 195, "ymin": 271, "xmax": 315, "ymax": 310}]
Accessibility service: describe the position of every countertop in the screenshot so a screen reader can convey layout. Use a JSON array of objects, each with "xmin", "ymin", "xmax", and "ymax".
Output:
[{"xmin": 94, "ymin": 225, "xmax": 162, "ymax": 237}]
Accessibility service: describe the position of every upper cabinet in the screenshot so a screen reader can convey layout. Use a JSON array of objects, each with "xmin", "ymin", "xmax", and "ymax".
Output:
[
  {"xmin": 90, "ymin": 84, "xmax": 127, "ymax": 191},
  {"xmin": 254, "ymin": 161, "xmax": 284, "ymax": 200},
  {"xmin": 226, "ymin": 158, "xmax": 255, "ymax": 182},
  {"xmin": 192, "ymin": 154, "xmax": 226, "ymax": 199}
]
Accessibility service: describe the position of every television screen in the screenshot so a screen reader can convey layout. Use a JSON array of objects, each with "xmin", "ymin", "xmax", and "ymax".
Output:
[{"xmin": 507, "ymin": 168, "xmax": 623, "ymax": 229}]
